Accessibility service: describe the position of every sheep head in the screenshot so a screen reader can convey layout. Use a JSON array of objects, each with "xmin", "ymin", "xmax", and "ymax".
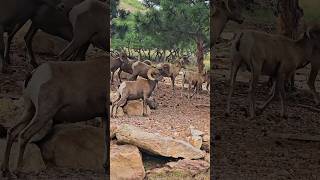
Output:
[{"xmin": 147, "ymin": 68, "xmax": 163, "ymax": 81}]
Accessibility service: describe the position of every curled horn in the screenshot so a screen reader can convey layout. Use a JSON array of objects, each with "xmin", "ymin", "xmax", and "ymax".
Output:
[
  {"xmin": 147, "ymin": 68, "xmax": 156, "ymax": 81},
  {"xmin": 223, "ymin": 0, "xmax": 232, "ymax": 14}
]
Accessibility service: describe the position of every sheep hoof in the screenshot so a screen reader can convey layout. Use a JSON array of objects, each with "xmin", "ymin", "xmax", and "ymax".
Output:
[{"xmin": 13, "ymin": 170, "xmax": 25, "ymax": 179}]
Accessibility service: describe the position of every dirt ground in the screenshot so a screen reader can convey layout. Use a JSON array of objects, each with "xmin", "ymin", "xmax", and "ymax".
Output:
[
  {"xmin": 111, "ymin": 74, "xmax": 210, "ymax": 149},
  {"xmin": 212, "ymin": 55, "xmax": 320, "ymax": 179},
  {"xmin": 111, "ymin": 75, "xmax": 210, "ymax": 140}
]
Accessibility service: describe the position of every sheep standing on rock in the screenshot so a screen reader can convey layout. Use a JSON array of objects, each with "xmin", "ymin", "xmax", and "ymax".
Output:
[
  {"xmin": 111, "ymin": 68, "xmax": 163, "ymax": 117},
  {"xmin": 0, "ymin": 57, "xmax": 109, "ymax": 177}
]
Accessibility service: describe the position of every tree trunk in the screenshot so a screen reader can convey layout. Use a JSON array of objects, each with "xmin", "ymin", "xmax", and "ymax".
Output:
[
  {"xmin": 275, "ymin": 0, "xmax": 303, "ymax": 39},
  {"xmin": 195, "ymin": 37, "xmax": 205, "ymax": 73}
]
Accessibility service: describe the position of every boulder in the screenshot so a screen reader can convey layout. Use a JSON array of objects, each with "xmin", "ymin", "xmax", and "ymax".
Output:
[
  {"xmin": 110, "ymin": 105, "xmax": 125, "ymax": 117},
  {"xmin": 189, "ymin": 126, "xmax": 205, "ymax": 137},
  {"xmin": 116, "ymin": 124, "xmax": 205, "ymax": 159},
  {"xmin": 0, "ymin": 140, "xmax": 46, "ymax": 173},
  {"xmin": 146, "ymin": 159, "xmax": 209, "ymax": 180},
  {"xmin": 123, "ymin": 100, "xmax": 151, "ymax": 116},
  {"xmin": 110, "ymin": 124, "xmax": 118, "ymax": 139},
  {"xmin": 110, "ymin": 144, "xmax": 145, "ymax": 180},
  {"xmin": 188, "ymin": 135, "xmax": 202, "ymax": 149},
  {"xmin": 39, "ymin": 124, "xmax": 104, "ymax": 171}
]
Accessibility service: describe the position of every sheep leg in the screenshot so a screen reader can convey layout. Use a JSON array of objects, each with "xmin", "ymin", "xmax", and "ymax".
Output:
[
  {"xmin": 0, "ymin": 26, "xmax": 6, "ymax": 73},
  {"xmin": 307, "ymin": 65, "xmax": 320, "ymax": 106},
  {"xmin": 181, "ymin": 77, "xmax": 185, "ymax": 97},
  {"xmin": 71, "ymin": 42, "xmax": 90, "ymax": 61},
  {"xmin": 170, "ymin": 76, "xmax": 175, "ymax": 94},
  {"xmin": 278, "ymin": 76, "xmax": 287, "ymax": 118},
  {"xmin": 248, "ymin": 67, "xmax": 260, "ymax": 119},
  {"xmin": 24, "ymin": 24, "xmax": 39, "ymax": 68},
  {"xmin": 15, "ymin": 113, "xmax": 55, "ymax": 175},
  {"xmin": 111, "ymin": 94, "xmax": 121, "ymax": 118},
  {"xmin": 5, "ymin": 23, "xmax": 25, "ymax": 65},
  {"xmin": 111, "ymin": 71, "xmax": 114, "ymax": 84},
  {"xmin": 113, "ymin": 98, "xmax": 127, "ymax": 118},
  {"xmin": 226, "ymin": 58, "xmax": 242, "ymax": 115},
  {"xmin": 1, "ymin": 100, "xmax": 34, "ymax": 177},
  {"xmin": 129, "ymin": 73, "xmax": 138, "ymax": 81},
  {"xmin": 117, "ymin": 69, "xmax": 122, "ymax": 83},
  {"xmin": 258, "ymin": 79, "xmax": 277, "ymax": 113}
]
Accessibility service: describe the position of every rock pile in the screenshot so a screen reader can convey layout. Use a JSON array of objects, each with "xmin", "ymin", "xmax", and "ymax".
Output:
[{"xmin": 111, "ymin": 124, "xmax": 209, "ymax": 179}]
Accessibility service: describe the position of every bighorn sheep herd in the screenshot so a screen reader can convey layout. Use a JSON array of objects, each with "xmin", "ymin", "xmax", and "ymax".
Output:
[{"xmin": 109, "ymin": 52, "xmax": 210, "ymax": 116}]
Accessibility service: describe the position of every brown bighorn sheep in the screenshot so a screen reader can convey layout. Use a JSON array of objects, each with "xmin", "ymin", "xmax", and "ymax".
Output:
[
  {"xmin": 58, "ymin": 0, "xmax": 108, "ymax": 61},
  {"xmin": 130, "ymin": 61, "xmax": 156, "ymax": 80},
  {"xmin": 1, "ymin": 57, "xmax": 109, "ymax": 177},
  {"xmin": 226, "ymin": 25, "xmax": 320, "ymax": 119},
  {"xmin": 157, "ymin": 59, "xmax": 185, "ymax": 93},
  {"xmin": 212, "ymin": 0, "xmax": 244, "ymax": 47},
  {"xmin": 111, "ymin": 68, "xmax": 163, "ymax": 117},
  {"xmin": 181, "ymin": 70, "xmax": 206, "ymax": 99},
  {"xmin": 110, "ymin": 55, "xmax": 124, "ymax": 84},
  {"xmin": 117, "ymin": 54, "xmax": 137, "ymax": 82}
]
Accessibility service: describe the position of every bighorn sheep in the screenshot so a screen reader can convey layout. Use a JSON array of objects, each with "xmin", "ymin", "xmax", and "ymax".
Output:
[
  {"xmin": 226, "ymin": 25, "xmax": 320, "ymax": 119},
  {"xmin": 130, "ymin": 61, "xmax": 156, "ymax": 80},
  {"xmin": 111, "ymin": 68, "xmax": 163, "ymax": 117},
  {"xmin": 181, "ymin": 70, "xmax": 206, "ymax": 99},
  {"xmin": 157, "ymin": 58, "xmax": 185, "ymax": 93},
  {"xmin": 110, "ymin": 55, "xmax": 124, "ymax": 84},
  {"xmin": 0, "ymin": 57, "xmax": 109, "ymax": 177},
  {"xmin": 117, "ymin": 53, "xmax": 137, "ymax": 82},
  {"xmin": 58, "ymin": 0, "xmax": 108, "ymax": 61},
  {"xmin": 212, "ymin": 0, "xmax": 244, "ymax": 47}
]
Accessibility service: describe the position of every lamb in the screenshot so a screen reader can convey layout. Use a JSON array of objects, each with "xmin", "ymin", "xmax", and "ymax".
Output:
[
  {"xmin": 157, "ymin": 58, "xmax": 185, "ymax": 93},
  {"xmin": 0, "ymin": 57, "xmax": 109, "ymax": 177},
  {"xmin": 181, "ymin": 70, "xmax": 206, "ymax": 99},
  {"xmin": 226, "ymin": 25, "xmax": 320, "ymax": 119},
  {"xmin": 111, "ymin": 68, "xmax": 163, "ymax": 117}
]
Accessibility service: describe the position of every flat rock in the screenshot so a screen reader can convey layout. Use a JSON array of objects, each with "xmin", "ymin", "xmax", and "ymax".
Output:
[
  {"xmin": 116, "ymin": 124, "xmax": 205, "ymax": 159},
  {"xmin": 39, "ymin": 124, "xmax": 104, "ymax": 171},
  {"xmin": 146, "ymin": 159, "xmax": 210, "ymax": 180},
  {"xmin": 123, "ymin": 100, "xmax": 151, "ymax": 117},
  {"xmin": 110, "ymin": 143, "xmax": 145, "ymax": 180},
  {"xmin": 0, "ymin": 140, "xmax": 46, "ymax": 173}
]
